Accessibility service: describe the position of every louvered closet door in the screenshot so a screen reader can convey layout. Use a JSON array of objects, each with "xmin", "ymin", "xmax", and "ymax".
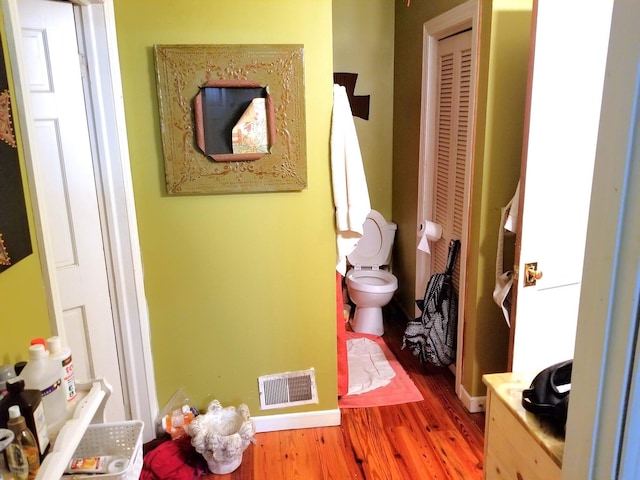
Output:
[{"xmin": 431, "ymin": 29, "xmax": 472, "ymax": 288}]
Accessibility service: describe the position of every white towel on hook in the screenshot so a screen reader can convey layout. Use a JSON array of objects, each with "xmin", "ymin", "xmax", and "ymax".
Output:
[
  {"xmin": 504, "ymin": 181, "xmax": 520, "ymax": 233},
  {"xmin": 331, "ymin": 84, "xmax": 371, "ymax": 275},
  {"xmin": 493, "ymin": 182, "xmax": 519, "ymax": 327}
]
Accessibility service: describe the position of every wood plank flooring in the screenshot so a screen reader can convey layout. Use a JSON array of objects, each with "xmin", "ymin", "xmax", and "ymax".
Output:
[{"xmin": 204, "ymin": 304, "xmax": 485, "ymax": 479}]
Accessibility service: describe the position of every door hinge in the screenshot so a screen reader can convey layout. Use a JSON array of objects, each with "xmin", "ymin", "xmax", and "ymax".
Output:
[{"xmin": 78, "ymin": 52, "xmax": 89, "ymax": 80}]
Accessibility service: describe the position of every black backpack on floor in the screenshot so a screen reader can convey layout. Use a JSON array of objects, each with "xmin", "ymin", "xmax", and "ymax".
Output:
[{"xmin": 402, "ymin": 240, "xmax": 460, "ymax": 367}]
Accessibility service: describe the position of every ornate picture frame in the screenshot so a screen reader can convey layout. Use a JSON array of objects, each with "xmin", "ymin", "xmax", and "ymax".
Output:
[
  {"xmin": 0, "ymin": 35, "xmax": 32, "ymax": 273},
  {"xmin": 0, "ymin": 234, "xmax": 9, "ymax": 266},
  {"xmin": 154, "ymin": 44, "xmax": 307, "ymax": 195}
]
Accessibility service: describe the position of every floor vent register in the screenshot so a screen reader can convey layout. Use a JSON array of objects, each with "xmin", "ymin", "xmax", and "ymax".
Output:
[{"xmin": 258, "ymin": 368, "xmax": 318, "ymax": 410}]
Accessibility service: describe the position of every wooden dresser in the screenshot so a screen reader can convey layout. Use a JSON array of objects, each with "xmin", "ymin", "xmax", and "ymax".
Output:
[{"xmin": 483, "ymin": 373, "xmax": 564, "ymax": 480}]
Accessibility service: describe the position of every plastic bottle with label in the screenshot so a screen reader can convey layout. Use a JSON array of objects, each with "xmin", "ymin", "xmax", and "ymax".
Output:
[
  {"xmin": 6, "ymin": 406, "xmax": 39, "ymax": 480},
  {"xmin": 46, "ymin": 336, "xmax": 77, "ymax": 405},
  {"xmin": 19, "ymin": 345, "xmax": 67, "ymax": 437},
  {"xmin": 0, "ymin": 379, "xmax": 49, "ymax": 459},
  {"xmin": 5, "ymin": 426, "xmax": 28, "ymax": 480}
]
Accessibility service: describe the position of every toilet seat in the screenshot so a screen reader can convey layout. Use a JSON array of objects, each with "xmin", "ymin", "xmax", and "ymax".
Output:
[
  {"xmin": 347, "ymin": 210, "xmax": 396, "ymax": 270},
  {"xmin": 346, "ymin": 269, "xmax": 398, "ymax": 294}
]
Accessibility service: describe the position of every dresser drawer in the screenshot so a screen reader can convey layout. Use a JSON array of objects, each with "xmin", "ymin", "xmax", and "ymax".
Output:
[{"xmin": 484, "ymin": 391, "xmax": 561, "ymax": 480}]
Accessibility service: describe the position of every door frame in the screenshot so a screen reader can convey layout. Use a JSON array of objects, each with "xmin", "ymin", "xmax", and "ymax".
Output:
[
  {"xmin": 416, "ymin": 0, "xmax": 479, "ymax": 408},
  {"xmin": 2, "ymin": 0, "xmax": 158, "ymax": 441},
  {"xmin": 562, "ymin": 0, "xmax": 640, "ymax": 476}
]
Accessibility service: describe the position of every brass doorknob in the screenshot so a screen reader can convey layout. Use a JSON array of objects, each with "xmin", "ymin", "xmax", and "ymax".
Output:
[
  {"xmin": 527, "ymin": 266, "xmax": 543, "ymax": 281},
  {"xmin": 524, "ymin": 262, "xmax": 543, "ymax": 286}
]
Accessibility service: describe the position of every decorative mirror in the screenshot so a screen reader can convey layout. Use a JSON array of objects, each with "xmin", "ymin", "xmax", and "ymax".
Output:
[{"xmin": 154, "ymin": 44, "xmax": 307, "ymax": 195}]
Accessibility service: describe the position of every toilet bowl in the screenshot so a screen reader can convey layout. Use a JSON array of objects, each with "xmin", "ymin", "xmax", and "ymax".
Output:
[{"xmin": 345, "ymin": 210, "xmax": 398, "ymax": 336}]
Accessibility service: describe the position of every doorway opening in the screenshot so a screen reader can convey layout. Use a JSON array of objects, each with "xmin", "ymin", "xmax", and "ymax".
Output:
[
  {"xmin": 416, "ymin": 0, "xmax": 479, "ymax": 411},
  {"xmin": 2, "ymin": 0, "xmax": 157, "ymax": 441}
]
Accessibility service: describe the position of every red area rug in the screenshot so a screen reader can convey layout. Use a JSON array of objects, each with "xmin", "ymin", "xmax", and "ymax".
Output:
[{"xmin": 338, "ymin": 331, "xmax": 423, "ymax": 409}]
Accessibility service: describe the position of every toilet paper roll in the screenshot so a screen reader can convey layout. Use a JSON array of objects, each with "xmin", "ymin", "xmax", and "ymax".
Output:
[{"xmin": 417, "ymin": 220, "xmax": 443, "ymax": 254}]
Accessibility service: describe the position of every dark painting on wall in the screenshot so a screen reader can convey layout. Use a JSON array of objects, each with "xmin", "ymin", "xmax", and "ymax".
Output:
[{"xmin": 0, "ymin": 35, "xmax": 32, "ymax": 272}]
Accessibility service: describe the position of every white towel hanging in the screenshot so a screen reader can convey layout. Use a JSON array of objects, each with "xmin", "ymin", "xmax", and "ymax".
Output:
[
  {"xmin": 331, "ymin": 84, "xmax": 371, "ymax": 275},
  {"xmin": 493, "ymin": 182, "xmax": 519, "ymax": 327}
]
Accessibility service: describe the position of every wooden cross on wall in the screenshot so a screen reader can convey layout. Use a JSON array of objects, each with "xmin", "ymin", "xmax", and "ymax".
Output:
[{"xmin": 333, "ymin": 72, "xmax": 370, "ymax": 120}]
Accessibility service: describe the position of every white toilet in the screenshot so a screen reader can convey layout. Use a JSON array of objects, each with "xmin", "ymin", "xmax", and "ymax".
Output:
[{"xmin": 345, "ymin": 210, "xmax": 398, "ymax": 336}]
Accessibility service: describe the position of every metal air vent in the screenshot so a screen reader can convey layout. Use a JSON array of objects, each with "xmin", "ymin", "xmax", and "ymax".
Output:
[{"xmin": 258, "ymin": 368, "xmax": 318, "ymax": 410}]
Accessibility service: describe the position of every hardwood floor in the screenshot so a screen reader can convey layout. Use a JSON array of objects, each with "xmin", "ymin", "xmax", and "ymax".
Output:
[{"xmin": 205, "ymin": 304, "xmax": 485, "ymax": 479}]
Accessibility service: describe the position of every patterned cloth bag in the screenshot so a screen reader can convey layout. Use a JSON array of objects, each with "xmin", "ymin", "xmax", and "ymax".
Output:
[{"xmin": 402, "ymin": 240, "xmax": 460, "ymax": 367}]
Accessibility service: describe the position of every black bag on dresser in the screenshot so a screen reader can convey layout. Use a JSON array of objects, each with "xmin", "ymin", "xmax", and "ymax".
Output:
[
  {"xmin": 402, "ymin": 239, "xmax": 460, "ymax": 367},
  {"xmin": 522, "ymin": 359, "xmax": 572, "ymax": 430}
]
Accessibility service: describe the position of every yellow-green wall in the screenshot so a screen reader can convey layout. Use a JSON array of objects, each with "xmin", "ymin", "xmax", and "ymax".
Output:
[
  {"xmin": 113, "ymin": 0, "xmax": 337, "ymax": 414},
  {"xmin": 332, "ymin": 0, "xmax": 395, "ymax": 221},
  {"xmin": 465, "ymin": 0, "xmax": 533, "ymax": 396},
  {"xmin": 392, "ymin": 0, "xmax": 532, "ymax": 397},
  {"xmin": 0, "ymin": 257, "xmax": 50, "ymax": 365},
  {"xmin": 0, "ymin": 9, "xmax": 52, "ymax": 366}
]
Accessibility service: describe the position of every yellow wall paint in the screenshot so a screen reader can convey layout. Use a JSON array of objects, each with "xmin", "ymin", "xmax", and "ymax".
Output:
[
  {"xmin": 465, "ymin": 0, "xmax": 533, "ymax": 396},
  {"xmin": 392, "ymin": 0, "xmax": 533, "ymax": 398},
  {"xmin": 0, "ymin": 11, "xmax": 52, "ymax": 366},
  {"xmin": 0, "ymin": 257, "xmax": 51, "ymax": 365},
  {"xmin": 332, "ymin": 0, "xmax": 395, "ymax": 221},
  {"xmin": 113, "ymin": 0, "xmax": 337, "ymax": 414}
]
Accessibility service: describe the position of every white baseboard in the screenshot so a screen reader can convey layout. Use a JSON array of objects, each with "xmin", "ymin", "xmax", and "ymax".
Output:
[
  {"xmin": 459, "ymin": 384, "xmax": 486, "ymax": 413},
  {"xmin": 252, "ymin": 408, "xmax": 341, "ymax": 433}
]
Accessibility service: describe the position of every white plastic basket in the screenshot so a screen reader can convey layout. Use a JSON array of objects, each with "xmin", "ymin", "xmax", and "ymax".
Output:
[{"xmin": 60, "ymin": 420, "xmax": 144, "ymax": 480}]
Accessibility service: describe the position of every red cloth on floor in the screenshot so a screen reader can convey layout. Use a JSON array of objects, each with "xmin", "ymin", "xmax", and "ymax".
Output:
[
  {"xmin": 140, "ymin": 435, "xmax": 208, "ymax": 480},
  {"xmin": 337, "ymin": 271, "xmax": 349, "ymax": 397}
]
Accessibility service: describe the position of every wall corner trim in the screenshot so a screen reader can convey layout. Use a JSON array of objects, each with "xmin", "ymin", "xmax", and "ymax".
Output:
[
  {"xmin": 460, "ymin": 384, "xmax": 486, "ymax": 413},
  {"xmin": 253, "ymin": 408, "xmax": 341, "ymax": 433}
]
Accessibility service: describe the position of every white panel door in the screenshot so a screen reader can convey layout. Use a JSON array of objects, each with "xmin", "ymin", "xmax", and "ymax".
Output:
[
  {"xmin": 511, "ymin": 0, "xmax": 613, "ymax": 373},
  {"xmin": 18, "ymin": 0, "xmax": 126, "ymax": 422}
]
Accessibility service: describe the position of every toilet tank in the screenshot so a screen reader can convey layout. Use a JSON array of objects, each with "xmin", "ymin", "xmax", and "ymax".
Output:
[{"xmin": 347, "ymin": 210, "xmax": 397, "ymax": 268}]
